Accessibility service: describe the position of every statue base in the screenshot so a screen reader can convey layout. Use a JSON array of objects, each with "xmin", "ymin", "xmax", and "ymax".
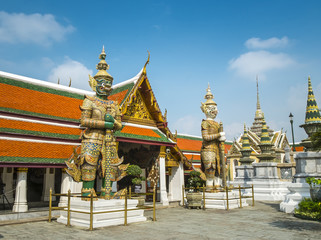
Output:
[
  {"xmin": 57, "ymin": 198, "xmax": 146, "ymax": 228},
  {"xmin": 280, "ymin": 183, "xmax": 310, "ymax": 213},
  {"xmin": 204, "ymin": 192, "xmax": 248, "ymax": 209},
  {"xmin": 280, "ymin": 151, "xmax": 321, "ymax": 213}
]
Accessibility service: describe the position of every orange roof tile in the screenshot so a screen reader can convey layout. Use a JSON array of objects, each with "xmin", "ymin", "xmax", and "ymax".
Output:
[
  {"xmin": 177, "ymin": 138, "xmax": 202, "ymax": 152},
  {"xmin": 0, "ymin": 140, "xmax": 76, "ymax": 159},
  {"xmin": 0, "ymin": 119, "xmax": 81, "ymax": 136},
  {"xmin": 109, "ymin": 90, "xmax": 128, "ymax": 104},
  {"xmin": 121, "ymin": 125, "xmax": 160, "ymax": 138},
  {"xmin": 0, "ymin": 83, "xmax": 82, "ymax": 120}
]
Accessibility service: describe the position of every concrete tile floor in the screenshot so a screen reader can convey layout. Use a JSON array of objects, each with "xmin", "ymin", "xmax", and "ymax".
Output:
[{"xmin": 0, "ymin": 201, "xmax": 320, "ymax": 240}]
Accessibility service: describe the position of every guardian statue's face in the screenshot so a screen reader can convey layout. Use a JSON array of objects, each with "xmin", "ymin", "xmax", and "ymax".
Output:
[
  {"xmin": 96, "ymin": 78, "xmax": 112, "ymax": 97},
  {"xmin": 205, "ymin": 105, "xmax": 218, "ymax": 120}
]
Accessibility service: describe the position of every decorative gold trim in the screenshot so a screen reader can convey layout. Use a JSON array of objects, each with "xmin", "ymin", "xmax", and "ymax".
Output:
[
  {"xmin": 166, "ymin": 160, "xmax": 179, "ymax": 167},
  {"xmin": 122, "ymin": 116, "xmax": 157, "ymax": 126},
  {"xmin": 16, "ymin": 167, "xmax": 28, "ymax": 172},
  {"xmin": 124, "ymin": 90, "xmax": 153, "ymax": 120},
  {"xmin": 159, "ymin": 146, "xmax": 166, "ymax": 158}
]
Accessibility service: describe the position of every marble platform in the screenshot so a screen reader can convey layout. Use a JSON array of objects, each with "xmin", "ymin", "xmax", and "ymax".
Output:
[
  {"xmin": 204, "ymin": 192, "xmax": 249, "ymax": 209},
  {"xmin": 250, "ymin": 179, "xmax": 291, "ymax": 201},
  {"xmin": 280, "ymin": 151, "xmax": 321, "ymax": 213},
  {"xmin": 279, "ymin": 183, "xmax": 310, "ymax": 213},
  {"xmin": 57, "ymin": 198, "xmax": 146, "ymax": 228}
]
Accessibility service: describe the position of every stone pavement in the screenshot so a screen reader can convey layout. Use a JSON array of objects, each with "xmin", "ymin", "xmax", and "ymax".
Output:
[{"xmin": 0, "ymin": 201, "xmax": 320, "ymax": 240}]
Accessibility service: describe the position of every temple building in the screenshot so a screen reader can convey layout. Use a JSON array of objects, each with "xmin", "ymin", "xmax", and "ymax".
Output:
[
  {"xmin": 0, "ymin": 49, "xmax": 191, "ymax": 212},
  {"xmin": 226, "ymin": 79, "xmax": 293, "ymax": 181}
]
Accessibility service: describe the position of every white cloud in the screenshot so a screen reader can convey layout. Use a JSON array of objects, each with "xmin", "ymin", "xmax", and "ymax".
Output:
[
  {"xmin": 245, "ymin": 37, "xmax": 289, "ymax": 49},
  {"xmin": 0, "ymin": 11, "xmax": 74, "ymax": 46},
  {"xmin": 229, "ymin": 50, "xmax": 295, "ymax": 79},
  {"xmin": 224, "ymin": 122, "xmax": 244, "ymax": 140},
  {"xmin": 47, "ymin": 57, "xmax": 93, "ymax": 90},
  {"xmin": 171, "ymin": 115, "xmax": 201, "ymax": 136}
]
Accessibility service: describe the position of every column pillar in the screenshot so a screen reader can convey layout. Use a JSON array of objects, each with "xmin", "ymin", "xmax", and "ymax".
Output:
[
  {"xmin": 42, "ymin": 168, "xmax": 56, "ymax": 201},
  {"xmin": 159, "ymin": 146, "xmax": 169, "ymax": 206},
  {"xmin": 168, "ymin": 163, "xmax": 185, "ymax": 202},
  {"xmin": 141, "ymin": 168, "xmax": 146, "ymax": 193},
  {"xmin": 178, "ymin": 162, "xmax": 185, "ymax": 204},
  {"xmin": 59, "ymin": 168, "xmax": 72, "ymax": 207},
  {"xmin": 13, "ymin": 168, "xmax": 28, "ymax": 212}
]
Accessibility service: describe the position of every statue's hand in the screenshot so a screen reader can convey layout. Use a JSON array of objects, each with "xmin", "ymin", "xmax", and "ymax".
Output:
[
  {"xmin": 219, "ymin": 132, "xmax": 226, "ymax": 142},
  {"xmin": 104, "ymin": 114, "xmax": 115, "ymax": 123}
]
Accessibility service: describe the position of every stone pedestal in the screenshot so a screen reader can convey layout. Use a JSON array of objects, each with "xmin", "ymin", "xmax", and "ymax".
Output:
[
  {"xmin": 280, "ymin": 183, "xmax": 310, "ymax": 213},
  {"xmin": 280, "ymin": 151, "xmax": 321, "ymax": 213},
  {"xmin": 250, "ymin": 163, "xmax": 290, "ymax": 201},
  {"xmin": 234, "ymin": 165, "xmax": 254, "ymax": 182},
  {"xmin": 203, "ymin": 192, "xmax": 248, "ymax": 209},
  {"xmin": 293, "ymin": 152, "xmax": 321, "ymax": 183},
  {"xmin": 251, "ymin": 179, "xmax": 290, "ymax": 201},
  {"xmin": 57, "ymin": 198, "xmax": 146, "ymax": 228},
  {"xmin": 253, "ymin": 162, "xmax": 279, "ymax": 180}
]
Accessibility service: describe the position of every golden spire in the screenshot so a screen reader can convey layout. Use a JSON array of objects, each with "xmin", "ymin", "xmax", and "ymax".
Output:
[
  {"xmin": 256, "ymin": 75, "xmax": 261, "ymax": 110},
  {"xmin": 142, "ymin": 50, "xmax": 150, "ymax": 75},
  {"xmin": 241, "ymin": 123, "xmax": 251, "ymax": 151},
  {"xmin": 305, "ymin": 76, "xmax": 321, "ymax": 124},
  {"xmin": 260, "ymin": 120, "xmax": 271, "ymax": 145},
  {"xmin": 255, "ymin": 76, "xmax": 263, "ymax": 119}
]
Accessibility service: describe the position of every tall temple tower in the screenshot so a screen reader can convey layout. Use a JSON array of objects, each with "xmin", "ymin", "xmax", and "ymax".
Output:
[
  {"xmin": 300, "ymin": 76, "xmax": 321, "ymax": 150},
  {"xmin": 250, "ymin": 76, "xmax": 274, "ymax": 137}
]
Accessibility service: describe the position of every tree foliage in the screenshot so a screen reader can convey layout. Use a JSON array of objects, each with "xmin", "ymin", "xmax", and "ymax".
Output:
[{"xmin": 311, "ymin": 130, "xmax": 321, "ymax": 151}]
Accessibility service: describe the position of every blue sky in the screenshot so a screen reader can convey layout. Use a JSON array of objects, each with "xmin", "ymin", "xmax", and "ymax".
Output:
[{"xmin": 1, "ymin": 0, "xmax": 321, "ymax": 143}]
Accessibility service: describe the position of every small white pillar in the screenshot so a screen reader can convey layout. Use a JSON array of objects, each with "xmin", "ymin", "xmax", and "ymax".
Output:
[
  {"xmin": 159, "ymin": 154, "xmax": 169, "ymax": 206},
  {"xmin": 12, "ymin": 168, "xmax": 28, "ymax": 212},
  {"xmin": 168, "ymin": 163, "xmax": 184, "ymax": 202},
  {"xmin": 42, "ymin": 168, "xmax": 56, "ymax": 201},
  {"xmin": 178, "ymin": 162, "xmax": 185, "ymax": 204},
  {"xmin": 59, "ymin": 168, "xmax": 72, "ymax": 207},
  {"xmin": 141, "ymin": 168, "xmax": 146, "ymax": 193}
]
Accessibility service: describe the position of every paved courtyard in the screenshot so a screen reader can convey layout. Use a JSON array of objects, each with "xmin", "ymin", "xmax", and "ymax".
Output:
[{"xmin": 0, "ymin": 201, "xmax": 320, "ymax": 240}]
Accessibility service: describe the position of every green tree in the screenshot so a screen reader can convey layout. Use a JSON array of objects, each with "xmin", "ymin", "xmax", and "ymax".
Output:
[{"xmin": 311, "ymin": 130, "xmax": 321, "ymax": 151}]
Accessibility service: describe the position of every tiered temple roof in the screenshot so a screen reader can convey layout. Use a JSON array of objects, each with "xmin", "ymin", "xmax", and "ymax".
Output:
[
  {"xmin": 227, "ymin": 78, "xmax": 290, "ymax": 164},
  {"xmin": 0, "ymin": 51, "xmax": 189, "ymax": 168},
  {"xmin": 250, "ymin": 77, "xmax": 274, "ymax": 137}
]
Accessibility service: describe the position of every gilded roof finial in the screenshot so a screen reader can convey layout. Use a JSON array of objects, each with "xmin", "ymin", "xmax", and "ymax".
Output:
[
  {"xmin": 305, "ymin": 76, "xmax": 321, "ymax": 124},
  {"xmin": 143, "ymin": 50, "xmax": 150, "ymax": 75}
]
